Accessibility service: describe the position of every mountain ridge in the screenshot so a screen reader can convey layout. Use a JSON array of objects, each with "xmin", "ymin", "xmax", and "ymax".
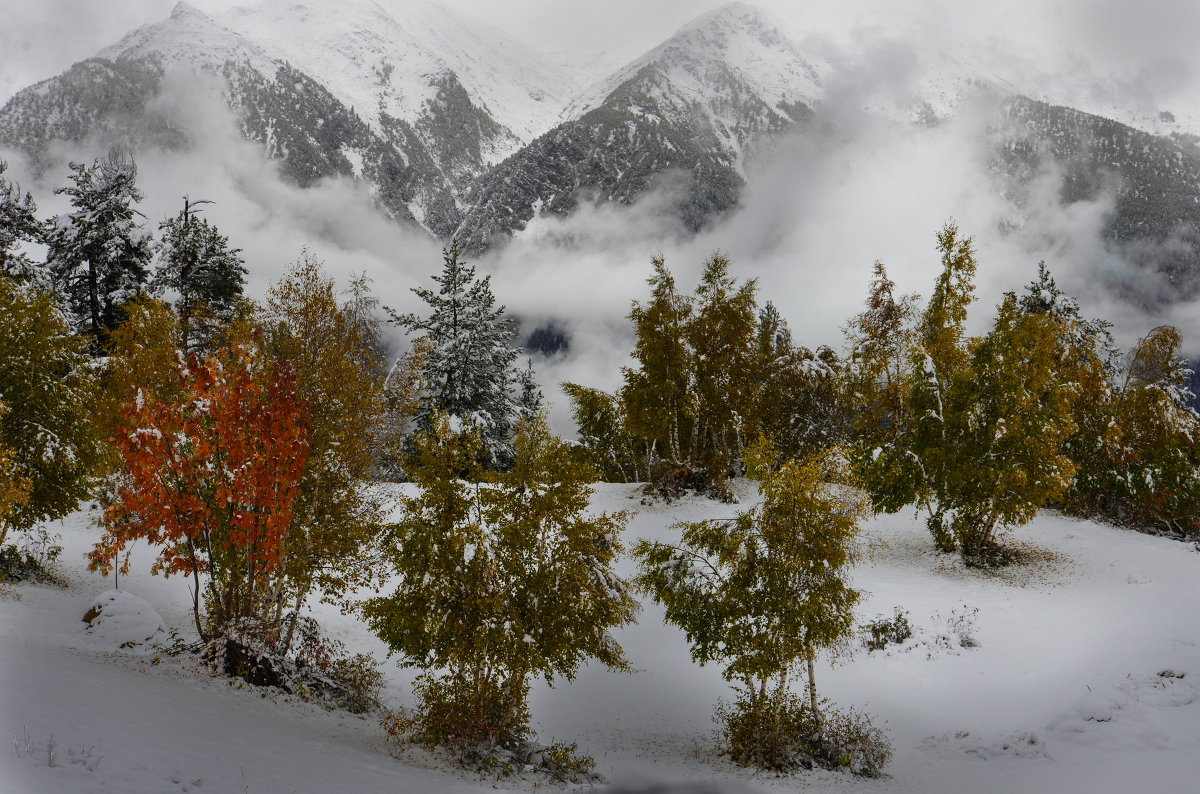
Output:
[{"xmin": 2, "ymin": 0, "xmax": 1200, "ymax": 300}]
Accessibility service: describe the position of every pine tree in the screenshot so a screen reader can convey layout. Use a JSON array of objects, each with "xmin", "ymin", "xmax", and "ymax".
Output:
[
  {"xmin": 514, "ymin": 359, "xmax": 544, "ymax": 424},
  {"xmin": 390, "ymin": 242, "xmax": 525, "ymax": 468},
  {"xmin": 362, "ymin": 412, "xmax": 636, "ymax": 747},
  {"xmin": 152, "ymin": 197, "xmax": 246, "ymax": 354},
  {"xmin": 635, "ymin": 438, "xmax": 869, "ymax": 761},
  {"xmin": 0, "ymin": 278, "xmax": 104, "ymax": 548},
  {"xmin": 756, "ymin": 305, "xmax": 853, "ymax": 464},
  {"xmin": 46, "ymin": 150, "xmax": 153, "ymax": 350},
  {"xmin": 0, "ymin": 160, "xmax": 43, "ymax": 283}
]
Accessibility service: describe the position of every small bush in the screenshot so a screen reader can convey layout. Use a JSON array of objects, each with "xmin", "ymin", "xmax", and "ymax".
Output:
[
  {"xmin": 936, "ymin": 606, "xmax": 980, "ymax": 649},
  {"xmin": 382, "ymin": 701, "xmax": 599, "ymax": 784},
  {"xmin": 409, "ymin": 672, "xmax": 531, "ymax": 758},
  {"xmin": 649, "ymin": 460, "xmax": 714, "ymax": 502},
  {"xmin": 0, "ymin": 527, "xmax": 63, "ymax": 584},
  {"xmin": 204, "ymin": 616, "xmax": 383, "ymax": 714},
  {"xmin": 862, "ymin": 607, "xmax": 912, "ymax": 652},
  {"xmin": 716, "ymin": 689, "xmax": 891, "ymax": 776},
  {"xmin": 962, "ymin": 539, "xmax": 1022, "ymax": 569}
]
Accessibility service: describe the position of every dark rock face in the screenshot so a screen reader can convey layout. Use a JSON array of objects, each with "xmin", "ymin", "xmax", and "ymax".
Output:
[{"xmin": 992, "ymin": 96, "xmax": 1200, "ymax": 302}]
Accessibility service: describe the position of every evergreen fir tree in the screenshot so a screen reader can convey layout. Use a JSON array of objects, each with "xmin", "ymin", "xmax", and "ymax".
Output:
[
  {"xmin": 514, "ymin": 358, "xmax": 543, "ymax": 423},
  {"xmin": 152, "ymin": 197, "xmax": 247, "ymax": 353},
  {"xmin": 0, "ymin": 160, "xmax": 43, "ymax": 283},
  {"xmin": 46, "ymin": 150, "xmax": 153, "ymax": 351},
  {"xmin": 389, "ymin": 241, "xmax": 524, "ymax": 468}
]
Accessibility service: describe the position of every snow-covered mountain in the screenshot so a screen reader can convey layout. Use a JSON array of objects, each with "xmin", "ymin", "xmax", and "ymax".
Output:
[
  {"xmin": 455, "ymin": 2, "xmax": 823, "ymax": 251},
  {"xmin": 0, "ymin": 0, "xmax": 572, "ymax": 239},
  {"xmin": 217, "ymin": 0, "xmax": 572, "ymax": 152},
  {"xmin": 2, "ymin": 0, "xmax": 1200, "ymax": 297}
]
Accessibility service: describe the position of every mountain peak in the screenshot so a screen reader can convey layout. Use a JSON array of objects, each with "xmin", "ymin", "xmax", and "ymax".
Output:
[{"xmin": 170, "ymin": 1, "xmax": 206, "ymax": 20}]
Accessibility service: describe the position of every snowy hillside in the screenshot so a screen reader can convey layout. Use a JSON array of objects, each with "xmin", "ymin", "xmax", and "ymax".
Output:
[
  {"xmin": 4, "ymin": 1, "xmax": 1200, "ymax": 299},
  {"xmin": 3, "ymin": 487, "xmax": 1199, "ymax": 793},
  {"xmin": 453, "ymin": 3, "xmax": 825, "ymax": 252},
  {"xmin": 218, "ymin": 0, "xmax": 574, "ymax": 157},
  {"xmin": 565, "ymin": 2, "xmax": 823, "ymax": 148}
]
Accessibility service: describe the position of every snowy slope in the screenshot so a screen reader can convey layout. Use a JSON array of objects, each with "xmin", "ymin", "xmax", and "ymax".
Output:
[
  {"xmin": 218, "ymin": 0, "xmax": 574, "ymax": 159},
  {"xmin": 3, "ymin": 488, "xmax": 1199, "ymax": 793},
  {"xmin": 97, "ymin": 2, "xmax": 279, "ymax": 80},
  {"xmin": 573, "ymin": 5, "xmax": 819, "ymax": 112},
  {"xmin": 453, "ymin": 3, "xmax": 828, "ymax": 252},
  {"xmin": 567, "ymin": 2, "xmax": 823, "ymax": 163}
]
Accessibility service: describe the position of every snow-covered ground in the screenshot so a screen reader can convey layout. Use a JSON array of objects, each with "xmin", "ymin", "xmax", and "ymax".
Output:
[{"xmin": 3, "ymin": 483, "xmax": 1199, "ymax": 793}]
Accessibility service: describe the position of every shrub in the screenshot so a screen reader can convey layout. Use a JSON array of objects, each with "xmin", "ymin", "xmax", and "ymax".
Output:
[
  {"xmin": 716, "ymin": 689, "xmax": 891, "ymax": 776},
  {"xmin": 0, "ymin": 527, "xmax": 63, "ymax": 584},
  {"xmin": 862, "ymin": 607, "xmax": 913, "ymax": 652},
  {"xmin": 205, "ymin": 616, "xmax": 383, "ymax": 714}
]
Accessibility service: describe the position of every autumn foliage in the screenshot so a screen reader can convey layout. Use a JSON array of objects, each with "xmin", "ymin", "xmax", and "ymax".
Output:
[{"xmin": 91, "ymin": 338, "xmax": 310, "ymax": 640}]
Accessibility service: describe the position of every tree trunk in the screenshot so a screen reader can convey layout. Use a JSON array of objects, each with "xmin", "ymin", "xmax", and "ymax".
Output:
[
  {"xmin": 969, "ymin": 511, "xmax": 999, "ymax": 557},
  {"xmin": 807, "ymin": 655, "xmax": 819, "ymax": 716},
  {"xmin": 281, "ymin": 587, "xmax": 306, "ymax": 654}
]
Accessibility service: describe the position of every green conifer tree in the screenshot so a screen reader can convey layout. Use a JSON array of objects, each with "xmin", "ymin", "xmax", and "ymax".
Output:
[
  {"xmin": 390, "ymin": 242, "xmax": 525, "ymax": 469},
  {"xmin": 46, "ymin": 150, "xmax": 153, "ymax": 351},
  {"xmin": 0, "ymin": 160, "xmax": 43, "ymax": 283},
  {"xmin": 153, "ymin": 197, "xmax": 247, "ymax": 354}
]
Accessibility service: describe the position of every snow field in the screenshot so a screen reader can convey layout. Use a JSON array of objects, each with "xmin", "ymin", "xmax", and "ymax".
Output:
[{"xmin": 2, "ymin": 484, "xmax": 1199, "ymax": 792}]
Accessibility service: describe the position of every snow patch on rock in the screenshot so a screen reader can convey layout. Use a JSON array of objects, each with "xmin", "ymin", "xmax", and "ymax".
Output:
[{"xmin": 80, "ymin": 589, "xmax": 166, "ymax": 651}]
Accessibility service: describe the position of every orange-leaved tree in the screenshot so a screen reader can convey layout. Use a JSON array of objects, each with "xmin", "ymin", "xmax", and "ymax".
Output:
[{"xmin": 90, "ymin": 337, "xmax": 311, "ymax": 641}]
